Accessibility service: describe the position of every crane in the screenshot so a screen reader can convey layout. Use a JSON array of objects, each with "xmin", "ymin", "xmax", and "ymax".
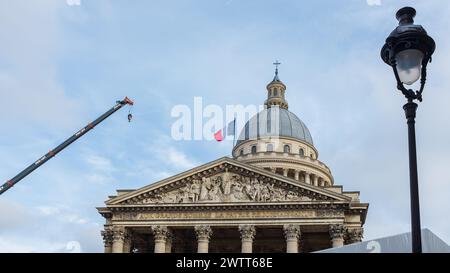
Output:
[{"xmin": 0, "ymin": 97, "xmax": 134, "ymax": 196}]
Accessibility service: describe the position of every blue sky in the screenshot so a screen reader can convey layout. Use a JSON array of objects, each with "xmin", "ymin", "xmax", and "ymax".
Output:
[{"xmin": 1, "ymin": 0, "xmax": 449, "ymax": 252}]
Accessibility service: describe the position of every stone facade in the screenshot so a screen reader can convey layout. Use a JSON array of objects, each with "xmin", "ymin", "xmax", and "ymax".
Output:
[
  {"xmin": 97, "ymin": 158, "xmax": 368, "ymax": 253},
  {"xmin": 97, "ymin": 70, "xmax": 368, "ymax": 253}
]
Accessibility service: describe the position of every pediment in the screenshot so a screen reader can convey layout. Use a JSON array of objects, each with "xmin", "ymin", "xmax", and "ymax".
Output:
[{"xmin": 106, "ymin": 157, "xmax": 351, "ymax": 206}]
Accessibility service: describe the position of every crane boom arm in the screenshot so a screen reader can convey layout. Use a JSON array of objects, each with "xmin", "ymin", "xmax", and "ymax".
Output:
[{"xmin": 0, "ymin": 97, "xmax": 134, "ymax": 196}]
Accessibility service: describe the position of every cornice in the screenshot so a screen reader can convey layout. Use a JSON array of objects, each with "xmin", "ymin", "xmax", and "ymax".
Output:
[{"xmin": 100, "ymin": 201, "xmax": 352, "ymax": 213}]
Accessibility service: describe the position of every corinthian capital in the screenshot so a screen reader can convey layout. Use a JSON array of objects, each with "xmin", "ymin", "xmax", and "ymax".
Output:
[
  {"xmin": 151, "ymin": 225, "xmax": 168, "ymax": 241},
  {"xmin": 283, "ymin": 224, "xmax": 301, "ymax": 240},
  {"xmin": 346, "ymin": 227, "xmax": 364, "ymax": 244},
  {"xmin": 329, "ymin": 224, "xmax": 347, "ymax": 240},
  {"xmin": 101, "ymin": 228, "xmax": 114, "ymax": 247},
  {"xmin": 239, "ymin": 225, "xmax": 256, "ymax": 240},
  {"xmin": 195, "ymin": 225, "xmax": 212, "ymax": 241},
  {"xmin": 112, "ymin": 226, "xmax": 126, "ymax": 242}
]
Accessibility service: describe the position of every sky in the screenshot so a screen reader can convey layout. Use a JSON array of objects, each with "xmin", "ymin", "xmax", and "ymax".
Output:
[{"xmin": 0, "ymin": 0, "xmax": 449, "ymax": 252}]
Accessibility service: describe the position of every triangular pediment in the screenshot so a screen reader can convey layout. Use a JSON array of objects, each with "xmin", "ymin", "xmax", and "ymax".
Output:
[{"xmin": 106, "ymin": 157, "xmax": 351, "ymax": 206}]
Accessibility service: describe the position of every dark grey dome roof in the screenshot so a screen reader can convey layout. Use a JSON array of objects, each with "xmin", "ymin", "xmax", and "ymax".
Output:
[{"xmin": 236, "ymin": 108, "xmax": 313, "ymax": 146}]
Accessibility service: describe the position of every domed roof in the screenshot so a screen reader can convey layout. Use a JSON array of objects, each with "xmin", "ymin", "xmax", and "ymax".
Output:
[{"xmin": 235, "ymin": 107, "xmax": 314, "ymax": 146}]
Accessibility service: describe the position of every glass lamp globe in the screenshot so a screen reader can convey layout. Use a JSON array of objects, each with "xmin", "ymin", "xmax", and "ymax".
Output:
[{"xmin": 395, "ymin": 49, "xmax": 424, "ymax": 85}]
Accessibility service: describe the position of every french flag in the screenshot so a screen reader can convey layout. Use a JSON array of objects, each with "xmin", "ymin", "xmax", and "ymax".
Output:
[{"xmin": 214, "ymin": 118, "xmax": 236, "ymax": 142}]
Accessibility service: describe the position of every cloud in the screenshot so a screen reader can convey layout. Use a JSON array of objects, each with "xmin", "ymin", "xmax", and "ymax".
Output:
[
  {"xmin": 0, "ymin": 199, "xmax": 29, "ymax": 231},
  {"xmin": 80, "ymin": 151, "xmax": 120, "ymax": 186},
  {"xmin": 140, "ymin": 132, "xmax": 200, "ymax": 173},
  {"xmin": 366, "ymin": 0, "xmax": 382, "ymax": 6},
  {"xmin": 36, "ymin": 206, "xmax": 61, "ymax": 216},
  {"xmin": 0, "ymin": 0, "xmax": 83, "ymax": 130},
  {"xmin": 0, "ymin": 199, "xmax": 101, "ymax": 252},
  {"xmin": 0, "ymin": 236, "xmax": 67, "ymax": 253},
  {"xmin": 36, "ymin": 205, "xmax": 89, "ymax": 224},
  {"xmin": 84, "ymin": 154, "xmax": 114, "ymax": 172},
  {"xmin": 66, "ymin": 0, "xmax": 81, "ymax": 6},
  {"xmin": 165, "ymin": 147, "xmax": 198, "ymax": 170},
  {"xmin": 115, "ymin": 133, "xmax": 200, "ymax": 188}
]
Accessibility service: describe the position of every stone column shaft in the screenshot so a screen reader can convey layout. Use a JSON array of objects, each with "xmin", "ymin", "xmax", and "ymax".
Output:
[
  {"xmin": 294, "ymin": 170, "xmax": 300, "ymax": 181},
  {"xmin": 314, "ymin": 175, "xmax": 319, "ymax": 187},
  {"xmin": 104, "ymin": 243, "xmax": 113, "ymax": 253},
  {"xmin": 283, "ymin": 169, "xmax": 288, "ymax": 177},
  {"xmin": 112, "ymin": 240, "xmax": 124, "ymax": 253},
  {"xmin": 239, "ymin": 225, "xmax": 256, "ymax": 253},
  {"xmin": 154, "ymin": 240, "xmax": 166, "ymax": 253},
  {"xmin": 123, "ymin": 232, "xmax": 131, "ymax": 253},
  {"xmin": 283, "ymin": 224, "xmax": 301, "ymax": 253},
  {"xmin": 331, "ymin": 238, "xmax": 344, "ymax": 248},
  {"xmin": 329, "ymin": 224, "xmax": 347, "ymax": 248},
  {"xmin": 305, "ymin": 173, "xmax": 311, "ymax": 184},
  {"xmin": 112, "ymin": 226, "xmax": 126, "ymax": 253},
  {"xmin": 101, "ymin": 228, "xmax": 113, "ymax": 253},
  {"xmin": 195, "ymin": 225, "xmax": 212, "ymax": 253},
  {"xmin": 151, "ymin": 225, "xmax": 168, "ymax": 253}
]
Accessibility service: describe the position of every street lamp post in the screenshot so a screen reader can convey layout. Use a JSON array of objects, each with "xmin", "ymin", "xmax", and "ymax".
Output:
[{"xmin": 380, "ymin": 7, "xmax": 435, "ymax": 253}]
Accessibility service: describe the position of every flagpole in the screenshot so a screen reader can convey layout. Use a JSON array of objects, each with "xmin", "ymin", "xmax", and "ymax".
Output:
[{"xmin": 232, "ymin": 115, "xmax": 236, "ymax": 148}]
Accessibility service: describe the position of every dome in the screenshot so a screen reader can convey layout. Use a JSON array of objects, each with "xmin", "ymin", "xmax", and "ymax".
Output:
[{"xmin": 235, "ymin": 107, "xmax": 314, "ymax": 146}]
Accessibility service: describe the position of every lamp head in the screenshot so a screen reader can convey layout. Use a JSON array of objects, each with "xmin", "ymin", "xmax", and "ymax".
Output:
[{"xmin": 381, "ymin": 7, "xmax": 435, "ymax": 92}]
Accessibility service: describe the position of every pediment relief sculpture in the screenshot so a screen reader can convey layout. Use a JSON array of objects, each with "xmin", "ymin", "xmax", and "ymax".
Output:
[{"xmin": 122, "ymin": 171, "xmax": 325, "ymax": 205}]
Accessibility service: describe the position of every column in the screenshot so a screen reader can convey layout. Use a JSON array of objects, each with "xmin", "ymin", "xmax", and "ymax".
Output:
[
  {"xmin": 313, "ymin": 175, "xmax": 319, "ymax": 187},
  {"xmin": 101, "ymin": 228, "xmax": 113, "ymax": 253},
  {"xmin": 151, "ymin": 225, "xmax": 168, "ymax": 253},
  {"xmin": 270, "ymin": 167, "xmax": 276, "ymax": 173},
  {"xmin": 305, "ymin": 172, "xmax": 311, "ymax": 184},
  {"xmin": 283, "ymin": 169, "xmax": 288, "ymax": 177},
  {"xmin": 195, "ymin": 225, "xmax": 212, "ymax": 253},
  {"xmin": 346, "ymin": 227, "xmax": 364, "ymax": 244},
  {"xmin": 239, "ymin": 225, "xmax": 256, "ymax": 253},
  {"xmin": 283, "ymin": 224, "xmax": 300, "ymax": 253},
  {"xmin": 123, "ymin": 231, "xmax": 131, "ymax": 253},
  {"xmin": 329, "ymin": 224, "xmax": 347, "ymax": 248},
  {"xmin": 112, "ymin": 226, "xmax": 125, "ymax": 253},
  {"xmin": 294, "ymin": 170, "xmax": 300, "ymax": 181}
]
